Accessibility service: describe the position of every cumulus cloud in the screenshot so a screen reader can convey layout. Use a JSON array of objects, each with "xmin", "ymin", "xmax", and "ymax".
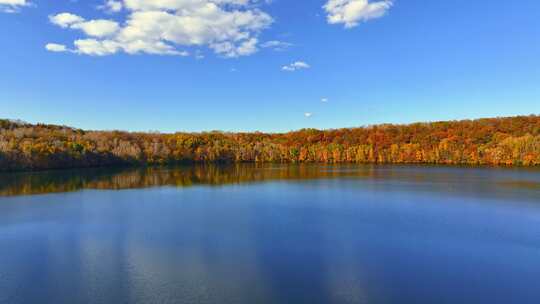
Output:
[
  {"xmin": 0, "ymin": 0, "xmax": 30, "ymax": 13},
  {"xmin": 48, "ymin": 0, "xmax": 273, "ymax": 58},
  {"xmin": 72, "ymin": 20, "xmax": 120, "ymax": 38},
  {"xmin": 324, "ymin": 0, "xmax": 392, "ymax": 28},
  {"xmin": 304, "ymin": 112, "xmax": 313, "ymax": 118},
  {"xmin": 45, "ymin": 43, "xmax": 69, "ymax": 53},
  {"xmin": 282, "ymin": 61, "xmax": 310, "ymax": 72},
  {"xmin": 49, "ymin": 13, "xmax": 85, "ymax": 28},
  {"xmin": 321, "ymin": 97, "xmax": 329, "ymax": 102},
  {"xmin": 49, "ymin": 13, "xmax": 120, "ymax": 39},
  {"xmin": 73, "ymin": 39, "xmax": 120, "ymax": 56}
]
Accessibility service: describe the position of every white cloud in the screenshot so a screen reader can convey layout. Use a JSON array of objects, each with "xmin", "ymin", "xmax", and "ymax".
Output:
[
  {"xmin": 0, "ymin": 0, "xmax": 30, "ymax": 13},
  {"xmin": 304, "ymin": 112, "xmax": 313, "ymax": 118},
  {"xmin": 50, "ymin": 0, "xmax": 273, "ymax": 58},
  {"xmin": 122, "ymin": 0, "xmax": 254, "ymax": 11},
  {"xmin": 45, "ymin": 43, "xmax": 68, "ymax": 52},
  {"xmin": 74, "ymin": 39, "xmax": 121, "ymax": 56},
  {"xmin": 50, "ymin": 14, "xmax": 121, "ymax": 38},
  {"xmin": 70, "ymin": 38, "xmax": 190, "ymax": 56},
  {"xmin": 72, "ymin": 20, "xmax": 120, "ymax": 38},
  {"xmin": 49, "ymin": 13, "xmax": 85, "ymax": 28},
  {"xmin": 324, "ymin": 0, "xmax": 392, "ymax": 28},
  {"xmin": 99, "ymin": 0, "xmax": 123, "ymax": 13},
  {"xmin": 211, "ymin": 38, "xmax": 259, "ymax": 57},
  {"xmin": 282, "ymin": 61, "xmax": 310, "ymax": 72},
  {"xmin": 321, "ymin": 97, "xmax": 329, "ymax": 102},
  {"xmin": 0, "ymin": 0, "xmax": 28, "ymax": 3},
  {"xmin": 261, "ymin": 40, "xmax": 292, "ymax": 51}
]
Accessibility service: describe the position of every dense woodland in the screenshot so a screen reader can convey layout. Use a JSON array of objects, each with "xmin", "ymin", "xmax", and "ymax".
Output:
[{"xmin": 1, "ymin": 115, "xmax": 540, "ymax": 171}]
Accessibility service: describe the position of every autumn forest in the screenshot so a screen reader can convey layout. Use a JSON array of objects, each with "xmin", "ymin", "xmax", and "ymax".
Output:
[{"xmin": 1, "ymin": 115, "xmax": 540, "ymax": 172}]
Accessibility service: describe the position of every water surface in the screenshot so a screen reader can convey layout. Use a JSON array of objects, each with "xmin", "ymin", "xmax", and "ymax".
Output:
[{"xmin": 1, "ymin": 165, "xmax": 539, "ymax": 304}]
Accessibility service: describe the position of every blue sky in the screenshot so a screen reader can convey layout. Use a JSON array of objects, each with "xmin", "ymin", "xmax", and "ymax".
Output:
[{"xmin": 1, "ymin": 0, "xmax": 539, "ymax": 132}]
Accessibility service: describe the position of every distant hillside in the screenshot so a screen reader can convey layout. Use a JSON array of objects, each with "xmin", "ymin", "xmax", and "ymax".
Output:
[{"xmin": 1, "ymin": 115, "xmax": 540, "ymax": 171}]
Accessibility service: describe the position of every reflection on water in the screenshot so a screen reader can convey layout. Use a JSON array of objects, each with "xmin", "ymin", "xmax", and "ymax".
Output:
[
  {"xmin": 1, "ymin": 164, "xmax": 370, "ymax": 196},
  {"xmin": 1, "ymin": 164, "xmax": 540, "ymax": 201},
  {"xmin": 1, "ymin": 165, "xmax": 540, "ymax": 304}
]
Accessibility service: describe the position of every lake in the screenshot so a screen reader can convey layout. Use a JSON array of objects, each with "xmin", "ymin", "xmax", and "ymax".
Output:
[{"xmin": 0, "ymin": 164, "xmax": 539, "ymax": 304}]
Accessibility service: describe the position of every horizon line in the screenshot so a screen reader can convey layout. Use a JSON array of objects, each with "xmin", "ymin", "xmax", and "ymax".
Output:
[{"xmin": 3, "ymin": 114, "xmax": 539, "ymax": 135}]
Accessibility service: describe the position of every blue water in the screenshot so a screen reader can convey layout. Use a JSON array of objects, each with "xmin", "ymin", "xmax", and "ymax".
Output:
[{"xmin": 0, "ymin": 165, "xmax": 539, "ymax": 303}]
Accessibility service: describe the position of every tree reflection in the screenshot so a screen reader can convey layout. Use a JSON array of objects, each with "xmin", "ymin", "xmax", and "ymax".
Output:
[
  {"xmin": 0, "ymin": 164, "xmax": 377, "ymax": 196},
  {"xmin": 1, "ymin": 164, "xmax": 539, "ymax": 201}
]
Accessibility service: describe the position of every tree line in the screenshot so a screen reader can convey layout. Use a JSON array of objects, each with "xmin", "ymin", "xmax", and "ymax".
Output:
[{"xmin": 1, "ymin": 115, "xmax": 540, "ymax": 171}]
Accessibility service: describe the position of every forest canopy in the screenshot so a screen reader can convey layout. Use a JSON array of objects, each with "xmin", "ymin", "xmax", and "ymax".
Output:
[{"xmin": 1, "ymin": 115, "xmax": 540, "ymax": 171}]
